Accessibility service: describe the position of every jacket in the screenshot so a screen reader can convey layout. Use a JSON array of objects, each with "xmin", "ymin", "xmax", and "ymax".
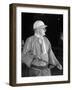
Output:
[{"xmin": 22, "ymin": 35, "xmax": 60, "ymax": 67}]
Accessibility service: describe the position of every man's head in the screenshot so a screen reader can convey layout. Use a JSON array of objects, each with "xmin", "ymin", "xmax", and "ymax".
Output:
[{"xmin": 33, "ymin": 20, "xmax": 47, "ymax": 36}]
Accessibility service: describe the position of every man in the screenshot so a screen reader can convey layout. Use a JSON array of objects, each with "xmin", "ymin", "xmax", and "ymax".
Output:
[{"xmin": 22, "ymin": 20, "xmax": 62, "ymax": 76}]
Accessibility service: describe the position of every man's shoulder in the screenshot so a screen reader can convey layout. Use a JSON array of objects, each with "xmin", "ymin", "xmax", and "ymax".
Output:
[
  {"xmin": 44, "ymin": 36, "xmax": 50, "ymax": 43},
  {"xmin": 26, "ymin": 35, "xmax": 35, "ymax": 42},
  {"xmin": 44, "ymin": 36, "xmax": 51, "ymax": 48}
]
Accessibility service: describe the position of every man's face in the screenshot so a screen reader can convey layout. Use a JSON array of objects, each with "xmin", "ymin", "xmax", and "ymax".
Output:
[{"xmin": 39, "ymin": 28, "xmax": 46, "ymax": 36}]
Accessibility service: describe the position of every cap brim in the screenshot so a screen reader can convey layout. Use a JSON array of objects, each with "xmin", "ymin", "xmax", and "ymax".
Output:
[{"xmin": 37, "ymin": 25, "xmax": 47, "ymax": 29}]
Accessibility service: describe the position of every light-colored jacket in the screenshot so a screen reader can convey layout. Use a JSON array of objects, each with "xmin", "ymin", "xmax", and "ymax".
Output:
[{"xmin": 22, "ymin": 35, "xmax": 60, "ymax": 67}]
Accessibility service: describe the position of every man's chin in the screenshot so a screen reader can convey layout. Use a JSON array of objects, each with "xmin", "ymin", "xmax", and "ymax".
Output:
[
  {"xmin": 43, "ymin": 34, "xmax": 45, "ymax": 36},
  {"xmin": 40, "ymin": 33, "xmax": 45, "ymax": 37}
]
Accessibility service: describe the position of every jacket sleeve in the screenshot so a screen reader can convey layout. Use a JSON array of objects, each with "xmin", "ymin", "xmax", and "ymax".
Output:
[
  {"xmin": 22, "ymin": 37, "xmax": 34, "ymax": 67},
  {"xmin": 48, "ymin": 42, "xmax": 60, "ymax": 67},
  {"xmin": 22, "ymin": 37, "xmax": 32, "ymax": 54}
]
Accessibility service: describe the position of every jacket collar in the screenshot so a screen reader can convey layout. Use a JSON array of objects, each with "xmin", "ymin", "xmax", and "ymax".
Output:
[{"xmin": 35, "ymin": 33, "xmax": 44, "ymax": 39}]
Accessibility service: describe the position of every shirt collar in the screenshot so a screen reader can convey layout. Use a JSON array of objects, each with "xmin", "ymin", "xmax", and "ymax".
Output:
[{"xmin": 35, "ymin": 33, "xmax": 43, "ymax": 39}]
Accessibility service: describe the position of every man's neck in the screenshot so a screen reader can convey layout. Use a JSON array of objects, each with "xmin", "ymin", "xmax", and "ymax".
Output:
[{"xmin": 35, "ymin": 33, "xmax": 44, "ymax": 39}]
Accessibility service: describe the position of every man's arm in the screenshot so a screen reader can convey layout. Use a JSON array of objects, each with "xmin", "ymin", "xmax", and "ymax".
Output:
[
  {"xmin": 22, "ymin": 37, "xmax": 34, "ymax": 67},
  {"xmin": 48, "ymin": 42, "xmax": 62, "ymax": 70}
]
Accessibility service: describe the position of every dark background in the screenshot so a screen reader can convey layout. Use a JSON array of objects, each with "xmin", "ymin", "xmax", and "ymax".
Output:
[{"xmin": 21, "ymin": 12, "xmax": 63, "ymax": 77}]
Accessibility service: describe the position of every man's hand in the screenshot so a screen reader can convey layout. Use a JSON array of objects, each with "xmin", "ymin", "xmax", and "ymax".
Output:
[{"xmin": 57, "ymin": 64, "xmax": 62, "ymax": 70}]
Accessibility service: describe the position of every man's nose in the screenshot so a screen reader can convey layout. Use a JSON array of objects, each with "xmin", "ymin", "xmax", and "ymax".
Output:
[{"xmin": 43, "ymin": 29, "xmax": 46, "ymax": 32}]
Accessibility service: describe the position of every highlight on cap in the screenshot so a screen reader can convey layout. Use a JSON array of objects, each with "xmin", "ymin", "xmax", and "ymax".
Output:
[{"xmin": 33, "ymin": 20, "xmax": 47, "ymax": 30}]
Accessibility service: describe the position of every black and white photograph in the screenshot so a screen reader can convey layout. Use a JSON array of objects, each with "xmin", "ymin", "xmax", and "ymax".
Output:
[
  {"xmin": 21, "ymin": 13, "xmax": 63, "ymax": 77},
  {"xmin": 9, "ymin": 3, "xmax": 70, "ymax": 86}
]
